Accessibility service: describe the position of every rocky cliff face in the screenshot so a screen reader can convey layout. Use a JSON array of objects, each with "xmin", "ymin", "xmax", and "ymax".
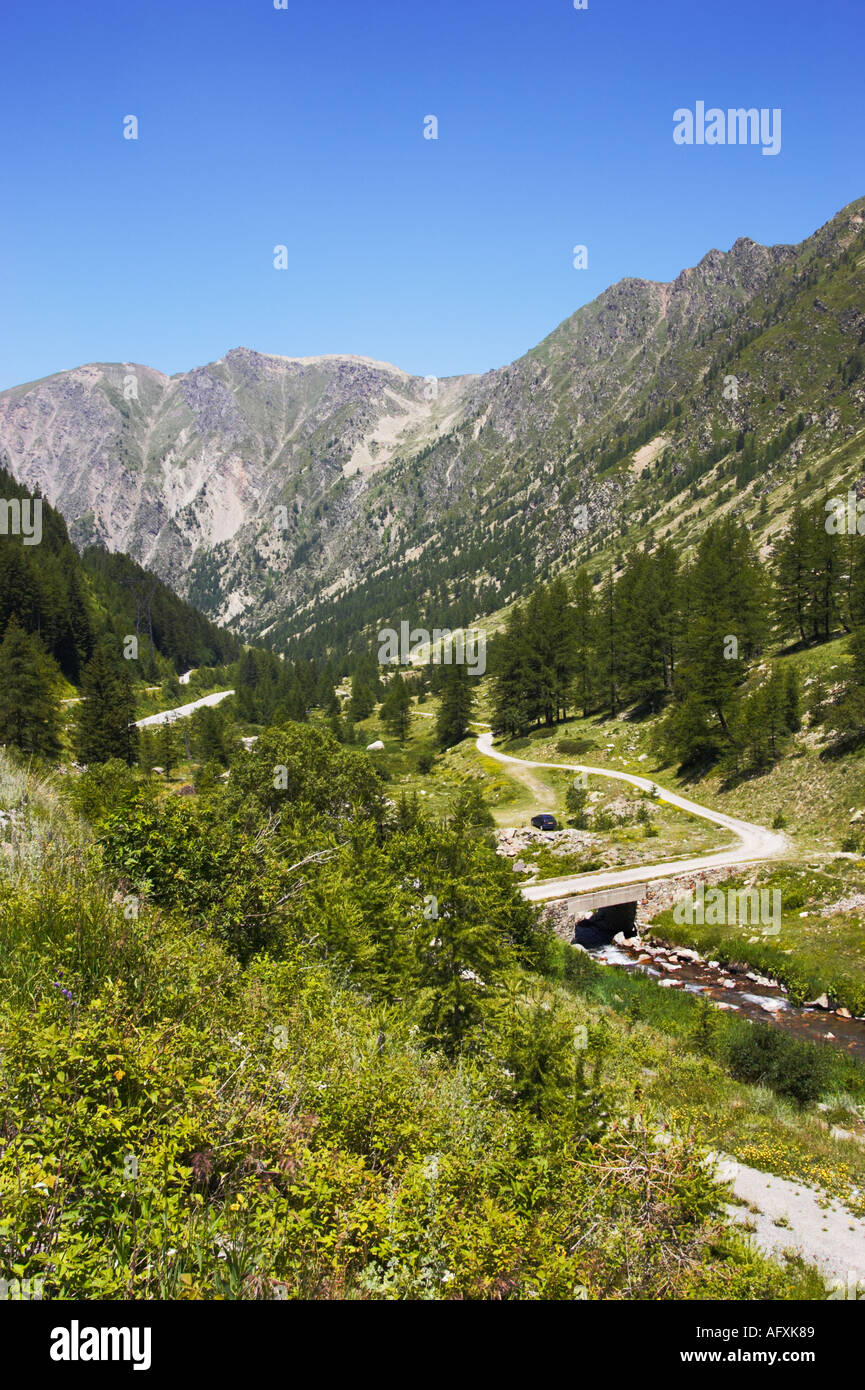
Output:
[
  {"xmin": 2, "ymin": 197, "xmax": 863, "ymax": 645},
  {"xmin": 0, "ymin": 348, "xmax": 475, "ymax": 623}
]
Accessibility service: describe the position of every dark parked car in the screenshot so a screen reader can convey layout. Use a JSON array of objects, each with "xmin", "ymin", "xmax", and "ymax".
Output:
[{"xmin": 530, "ymin": 813, "xmax": 558, "ymax": 831}]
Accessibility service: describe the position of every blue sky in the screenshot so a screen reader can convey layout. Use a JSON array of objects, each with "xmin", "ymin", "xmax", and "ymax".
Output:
[{"xmin": 1, "ymin": 0, "xmax": 862, "ymax": 389}]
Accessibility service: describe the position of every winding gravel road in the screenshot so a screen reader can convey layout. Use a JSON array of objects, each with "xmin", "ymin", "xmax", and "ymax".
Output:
[
  {"xmin": 476, "ymin": 733, "xmax": 865, "ymax": 1285},
  {"xmin": 475, "ymin": 731, "xmax": 789, "ymax": 902}
]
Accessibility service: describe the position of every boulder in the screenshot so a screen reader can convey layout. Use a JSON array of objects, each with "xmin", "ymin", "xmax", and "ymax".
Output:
[
  {"xmin": 366, "ymin": 740, "xmax": 385, "ymax": 751},
  {"xmin": 805, "ymin": 993, "xmax": 831, "ymax": 1010}
]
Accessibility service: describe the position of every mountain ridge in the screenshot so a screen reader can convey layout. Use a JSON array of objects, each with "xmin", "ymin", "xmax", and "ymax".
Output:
[{"xmin": 1, "ymin": 194, "xmax": 863, "ymax": 654}]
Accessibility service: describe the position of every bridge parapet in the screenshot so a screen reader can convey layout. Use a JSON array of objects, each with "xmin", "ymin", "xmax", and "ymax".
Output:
[{"xmin": 566, "ymin": 882, "xmax": 650, "ymax": 917}]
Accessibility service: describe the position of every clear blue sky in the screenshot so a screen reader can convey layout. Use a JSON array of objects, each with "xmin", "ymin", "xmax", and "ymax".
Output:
[{"xmin": 1, "ymin": 0, "xmax": 862, "ymax": 390}]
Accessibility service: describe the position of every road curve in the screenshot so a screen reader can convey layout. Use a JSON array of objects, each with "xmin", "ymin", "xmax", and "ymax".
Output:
[
  {"xmin": 475, "ymin": 731, "xmax": 789, "ymax": 903},
  {"xmin": 136, "ymin": 689, "xmax": 235, "ymax": 729}
]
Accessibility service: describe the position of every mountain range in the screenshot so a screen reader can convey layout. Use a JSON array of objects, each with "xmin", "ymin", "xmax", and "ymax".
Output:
[{"xmin": 2, "ymin": 195, "xmax": 863, "ymax": 658}]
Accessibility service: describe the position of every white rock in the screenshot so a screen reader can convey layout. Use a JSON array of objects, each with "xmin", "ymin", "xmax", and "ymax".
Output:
[{"xmin": 805, "ymin": 993, "xmax": 831, "ymax": 1010}]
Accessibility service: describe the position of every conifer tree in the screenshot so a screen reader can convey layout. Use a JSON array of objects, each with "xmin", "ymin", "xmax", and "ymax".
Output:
[
  {"xmin": 348, "ymin": 679, "xmax": 375, "ymax": 723},
  {"xmin": 491, "ymin": 604, "xmax": 532, "ymax": 735},
  {"xmin": 155, "ymin": 719, "xmax": 181, "ymax": 780},
  {"xmin": 75, "ymin": 640, "xmax": 138, "ymax": 766},
  {"xmin": 0, "ymin": 617, "xmax": 61, "ymax": 758},
  {"xmin": 571, "ymin": 568, "xmax": 596, "ymax": 717},
  {"xmin": 774, "ymin": 503, "xmax": 812, "ymax": 643},
  {"xmin": 663, "ymin": 520, "xmax": 767, "ymax": 765},
  {"xmin": 596, "ymin": 567, "xmax": 620, "ymax": 716},
  {"xmin": 381, "ymin": 673, "xmax": 412, "ymax": 741},
  {"xmin": 436, "ymin": 665, "xmax": 475, "ymax": 748},
  {"xmin": 545, "ymin": 576, "xmax": 577, "ymax": 722}
]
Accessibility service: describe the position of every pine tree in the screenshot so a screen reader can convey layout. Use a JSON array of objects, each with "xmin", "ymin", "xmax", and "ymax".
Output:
[
  {"xmin": 565, "ymin": 780, "xmax": 589, "ymax": 827},
  {"xmin": 775, "ymin": 502, "xmax": 842, "ymax": 644},
  {"xmin": 668, "ymin": 519, "xmax": 768, "ymax": 762},
  {"xmin": 436, "ymin": 666, "xmax": 475, "ymax": 748},
  {"xmin": 190, "ymin": 705, "xmax": 228, "ymax": 764},
  {"xmin": 545, "ymin": 576, "xmax": 577, "ymax": 722},
  {"xmin": 571, "ymin": 568, "xmax": 596, "ymax": 717},
  {"xmin": 596, "ymin": 567, "xmax": 620, "ymax": 716},
  {"xmin": 491, "ymin": 604, "xmax": 532, "ymax": 735},
  {"xmin": 775, "ymin": 504, "xmax": 813, "ymax": 644},
  {"xmin": 827, "ymin": 626, "xmax": 865, "ymax": 746},
  {"xmin": 0, "ymin": 617, "xmax": 61, "ymax": 758},
  {"xmin": 75, "ymin": 641, "xmax": 138, "ymax": 765},
  {"xmin": 525, "ymin": 586, "xmax": 558, "ymax": 726},
  {"xmin": 380, "ymin": 673, "xmax": 412, "ymax": 741},
  {"xmin": 348, "ymin": 679, "xmax": 375, "ymax": 723},
  {"xmin": 155, "ymin": 719, "xmax": 181, "ymax": 780}
]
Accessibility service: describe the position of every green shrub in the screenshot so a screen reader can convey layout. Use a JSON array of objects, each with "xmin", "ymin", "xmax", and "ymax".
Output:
[
  {"xmin": 724, "ymin": 1024, "xmax": 830, "ymax": 1107},
  {"xmin": 556, "ymin": 737, "xmax": 596, "ymax": 756},
  {"xmin": 67, "ymin": 759, "xmax": 144, "ymax": 823}
]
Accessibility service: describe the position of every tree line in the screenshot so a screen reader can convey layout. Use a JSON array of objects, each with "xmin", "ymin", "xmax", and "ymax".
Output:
[{"xmin": 491, "ymin": 500, "xmax": 865, "ymax": 771}]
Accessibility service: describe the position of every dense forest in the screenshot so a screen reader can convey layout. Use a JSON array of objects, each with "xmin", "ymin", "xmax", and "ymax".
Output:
[
  {"xmin": 0, "ymin": 466, "xmax": 242, "ymax": 760},
  {"xmin": 490, "ymin": 500, "xmax": 865, "ymax": 777},
  {"xmin": 0, "ymin": 465, "xmax": 239, "ymax": 681}
]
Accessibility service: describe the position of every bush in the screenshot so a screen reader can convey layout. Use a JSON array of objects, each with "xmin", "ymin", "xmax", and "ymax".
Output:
[
  {"xmin": 565, "ymin": 782, "xmax": 588, "ymax": 827},
  {"xmin": 556, "ymin": 737, "xmax": 596, "ymax": 756},
  {"xmin": 724, "ymin": 1024, "xmax": 830, "ymax": 1106},
  {"xmin": 66, "ymin": 759, "xmax": 144, "ymax": 823}
]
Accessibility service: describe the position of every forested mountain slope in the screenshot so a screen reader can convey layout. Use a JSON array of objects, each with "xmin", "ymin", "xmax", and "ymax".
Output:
[
  {"xmin": 1, "ymin": 197, "xmax": 863, "ymax": 660},
  {"xmin": 0, "ymin": 465, "xmax": 239, "ymax": 682}
]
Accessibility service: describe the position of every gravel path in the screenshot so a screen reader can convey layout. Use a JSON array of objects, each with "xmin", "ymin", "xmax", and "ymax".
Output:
[
  {"xmin": 135, "ymin": 689, "xmax": 234, "ymax": 728},
  {"xmin": 716, "ymin": 1156, "xmax": 865, "ymax": 1289},
  {"xmin": 475, "ymin": 733, "xmax": 788, "ymax": 902}
]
